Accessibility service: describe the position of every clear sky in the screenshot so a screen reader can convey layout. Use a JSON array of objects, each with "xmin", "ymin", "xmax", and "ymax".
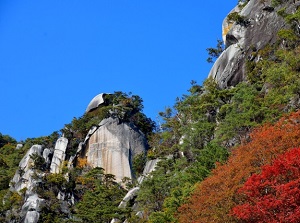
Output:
[{"xmin": 0, "ymin": 0, "xmax": 238, "ymax": 141}]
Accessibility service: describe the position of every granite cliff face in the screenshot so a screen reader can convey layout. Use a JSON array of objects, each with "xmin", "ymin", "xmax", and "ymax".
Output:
[
  {"xmin": 209, "ymin": 0, "xmax": 299, "ymax": 88},
  {"xmin": 10, "ymin": 145, "xmax": 51, "ymax": 223},
  {"xmin": 79, "ymin": 93, "xmax": 148, "ymax": 182},
  {"xmin": 6, "ymin": 92, "xmax": 149, "ymax": 222},
  {"xmin": 84, "ymin": 117, "xmax": 147, "ymax": 182}
]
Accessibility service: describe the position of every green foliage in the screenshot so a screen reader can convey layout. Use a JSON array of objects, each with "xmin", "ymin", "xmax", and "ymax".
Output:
[
  {"xmin": 216, "ymin": 83, "xmax": 264, "ymax": 145},
  {"xmin": 276, "ymin": 6, "xmax": 300, "ymax": 44},
  {"xmin": 74, "ymin": 168, "xmax": 128, "ymax": 223},
  {"xmin": 61, "ymin": 91, "xmax": 155, "ymax": 143},
  {"xmin": 141, "ymin": 25, "xmax": 300, "ymax": 219},
  {"xmin": 227, "ymin": 12, "xmax": 249, "ymax": 26},
  {"xmin": 278, "ymin": 29, "xmax": 298, "ymax": 46},
  {"xmin": 132, "ymin": 153, "xmax": 146, "ymax": 176},
  {"xmin": 206, "ymin": 39, "xmax": 224, "ymax": 63},
  {"xmin": 136, "ymin": 143, "xmax": 228, "ymax": 222},
  {"xmin": 0, "ymin": 190, "xmax": 23, "ymax": 222},
  {"xmin": 272, "ymin": 0, "xmax": 284, "ymax": 7},
  {"xmin": 0, "ymin": 133, "xmax": 16, "ymax": 148},
  {"xmin": 30, "ymin": 153, "xmax": 46, "ymax": 171},
  {"xmin": 174, "ymin": 78, "xmax": 231, "ymax": 153},
  {"xmin": 0, "ymin": 134, "xmax": 26, "ymax": 193}
]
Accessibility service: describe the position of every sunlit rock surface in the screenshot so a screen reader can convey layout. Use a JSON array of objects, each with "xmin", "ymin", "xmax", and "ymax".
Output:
[
  {"xmin": 85, "ymin": 93, "xmax": 109, "ymax": 113},
  {"xmin": 112, "ymin": 159, "xmax": 160, "ymax": 223},
  {"xmin": 137, "ymin": 158, "xmax": 160, "ymax": 184},
  {"xmin": 118, "ymin": 187, "xmax": 140, "ymax": 208},
  {"xmin": 50, "ymin": 137, "xmax": 68, "ymax": 173},
  {"xmin": 10, "ymin": 145, "xmax": 48, "ymax": 223},
  {"xmin": 24, "ymin": 211, "xmax": 40, "ymax": 223},
  {"xmin": 85, "ymin": 117, "xmax": 147, "ymax": 182},
  {"xmin": 11, "ymin": 145, "xmax": 44, "ymax": 192},
  {"xmin": 209, "ymin": 0, "xmax": 290, "ymax": 88}
]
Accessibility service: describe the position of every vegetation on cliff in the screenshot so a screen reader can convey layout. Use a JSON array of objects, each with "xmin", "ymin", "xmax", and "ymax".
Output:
[{"xmin": 1, "ymin": 1, "xmax": 300, "ymax": 222}]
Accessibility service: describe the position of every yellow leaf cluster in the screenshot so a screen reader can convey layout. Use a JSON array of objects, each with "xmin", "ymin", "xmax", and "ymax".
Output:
[{"xmin": 77, "ymin": 157, "xmax": 87, "ymax": 168}]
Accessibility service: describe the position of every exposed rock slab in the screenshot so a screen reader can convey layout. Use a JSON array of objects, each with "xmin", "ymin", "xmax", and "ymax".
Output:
[
  {"xmin": 10, "ymin": 145, "xmax": 48, "ymax": 223},
  {"xmin": 50, "ymin": 137, "xmax": 68, "ymax": 173},
  {"xmin": 11, "ymin": 145, "xmax": 44, "ymax": 192},
  {"xmin": 118, "ymin": 187, "xmax": 140, "ymax": 208},
  {"xmin": 137, "ymin": 158, "xmax": 160, "ymax": 184},
  {"xmin": 86, "ymin": 117, "xmax": 147, "ymax": 182},
  {"xmin": 85, "ymin": 93, "xmax": 109, "ymax": 113},
  {"xmin": 24, "ymin": 211, "xmax": 40, "ymax": 223},
  {"xmin": 209, "ymin": 0, "xmax": 289, "ymax": 88}
]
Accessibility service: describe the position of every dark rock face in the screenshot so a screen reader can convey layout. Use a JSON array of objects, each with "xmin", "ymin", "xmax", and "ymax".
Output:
[{"xmin": 209, "ymin": 0, "xmax": 296, "ymax": 88}]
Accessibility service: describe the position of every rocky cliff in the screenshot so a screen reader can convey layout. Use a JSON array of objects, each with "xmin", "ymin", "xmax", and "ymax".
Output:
[
  {"xmin": 84, "ymin": 117, "xmax": 147, "ymax": 182},
  {"xmin": 209, "ymin": 0, "xmax": 299, "ymax": 88},
  {"xmin": 3, "ymin": 1, "xmax": 299, "ymax": 222},
  {"xmin": 5, "ymin": 92, "xmax": 150, "ymax": 222}
]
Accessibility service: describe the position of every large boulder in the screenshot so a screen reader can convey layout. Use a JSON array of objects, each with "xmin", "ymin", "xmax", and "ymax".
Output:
[
  {"xmin": 85, "ymin": 117, "xmax": 147, "ymax": 182},
  {"xmin": 85, "ymin": 93, "xmax": 109, "ymax": 113},
  {"xmin": 209, "ymin": 0, "xmax": 293, "ymax": 88}
]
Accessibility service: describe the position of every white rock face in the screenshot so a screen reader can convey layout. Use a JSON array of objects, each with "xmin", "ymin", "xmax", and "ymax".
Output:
[
  {"xmin": 11, "ymin": 145, "xmax": 43, "ymax": 192},
  {"xmin": 10, "ymin": 145, "xmax": 47, "ymax": 223},
  {"xmin": 24, "ymin": 211, "xmax": 40, "ymax": 223},
  {"xmin": 21, "ymin": 194, "xmax": 44, "ymax": 214},
  {"xmin": 118, "ymin": 187, "xmax": 140, "ymax": 208},
  {"xmin": 85, "ymin": 93, "xmax": 109, "ymax": 113},
  {"xmin": 137, "ymin": 158, "xmax": 160, "ymax": 184},
  {"xmin": 16, "ymin": 143, "xmax": 23, "ymax": 150},
  {"xmin": 42, "ymin": 148, "xmax": 53, "ymax": 164},
  {"xmin": 50, "ymin": 137, "xmax": 68, "ymax": 173},
  {"xmin": 86, "ymin": 117, "xmax": 147, "ymax": 182},
  {"xmin": 222, "ymin": 4, "xmax": 240, "ymax": 45},
  {"xmin": 209, "ymin": 0, "xmax": 289, "ymax": 88}
]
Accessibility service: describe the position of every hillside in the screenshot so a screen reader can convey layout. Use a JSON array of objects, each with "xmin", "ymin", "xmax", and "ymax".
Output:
[{"xmin": 2, "ymin": 0, "xmax": 300, "ymax": 222}]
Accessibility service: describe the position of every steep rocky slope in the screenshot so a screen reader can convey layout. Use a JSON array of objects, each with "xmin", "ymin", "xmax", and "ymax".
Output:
[
  {"xmin": 210, "ymin": 0, "xmax": 299, "ymax": 88},
  {"xmin": 4, "ymin": 92, "xmax": 153, "ymax": 223},
  {"xmin": 2, "ymin": 1, "xmax": 300, "ymax": 222}
]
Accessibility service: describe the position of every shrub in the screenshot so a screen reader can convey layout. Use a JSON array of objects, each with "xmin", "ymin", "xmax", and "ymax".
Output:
[
  {"xmin": 232, "ymin": 148, "xmax": 300, "ymax": 223},
  {"xmin": 177, "ymin": 111, "xmax": 300, "ymax": 223}
]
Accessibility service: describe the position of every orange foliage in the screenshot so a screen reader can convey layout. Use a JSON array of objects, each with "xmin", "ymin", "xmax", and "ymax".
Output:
[
  {"xmin": 177, "ymin": 111, "xmax": 300, "ymax": 223},
  {"xmin": 77, "ymin": 157, "xmax": 88, "ymax": 168}
]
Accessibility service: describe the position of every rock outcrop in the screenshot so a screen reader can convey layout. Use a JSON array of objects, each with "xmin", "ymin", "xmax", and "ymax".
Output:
[
  {"xmin": 50, "ymin": 137, "xmax": 68, "ymax": 173},
  {"xmin": 84, "ymin": 117, "xmax": 147, "ymax": 182},
  {"xmin": 11, "ymin": 145, "xmax": 44, "ymax": 192},
  {"xmin": 10, "ymin": 145, "xmax": 50, "ymax": 223},
  {"xmin": 209, "ymin": 0, "xmax": 296, "ymax": 88},
  {"xmin": 7, "ymin": 92, "xmax": 150, "ymax": 222},
  {"xmin": 85, "ymin": 93, "xmax": 109, "ymax": 113},
  {"xmin": 111, "ymin": 158, "xmax": 160, "ymax": 223}
]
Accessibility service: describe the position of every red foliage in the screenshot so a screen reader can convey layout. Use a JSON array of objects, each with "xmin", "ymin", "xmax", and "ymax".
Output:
[
  {"xmin": 231, "ymin": 148, "xmax": 300, "ymax": 223},
  {"xmin": 177, "ymin": 111, "xmax": 300, "ymax": 223}
]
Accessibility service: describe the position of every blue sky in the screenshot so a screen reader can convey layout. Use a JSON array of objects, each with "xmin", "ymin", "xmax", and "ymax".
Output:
[{"xmin": 0, "ymin": 1, "xmax": 237, "ymax": 141}]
